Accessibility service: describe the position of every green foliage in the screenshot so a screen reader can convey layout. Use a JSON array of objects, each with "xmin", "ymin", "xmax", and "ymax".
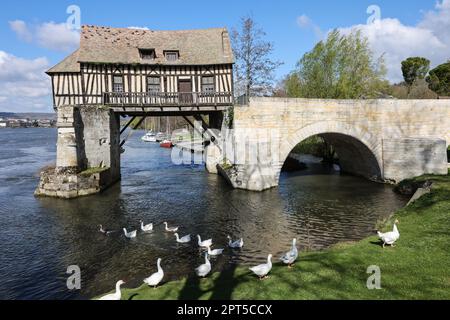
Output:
[
  {"xmin": 389, "ymin": 78, "xmax": 439, "ymax": 100},
  {"xmin": 224, "ymin": 106, "xmax": 234, "ymax": 129},
  {"xmin": 283, "ymin": 73, "xmax": 302, "ymax": 97},
  {"xmin": 288, "ymin": 30, "xmax": 388, "ymax": 99},
  {"xmin": 401, "ymin": 57, "xmax": 430, "ymax": 86},
  {"xmin": 426, "ymin": 61, "xmax": 450, "ymax": 96},
  {"xmin": 80, "ymin": 167, "xmax": 108, "ymax": 176}
]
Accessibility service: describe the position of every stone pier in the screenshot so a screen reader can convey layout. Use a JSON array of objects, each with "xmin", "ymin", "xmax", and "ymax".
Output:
[{"xmin": 35, "ymin": 106, "xmax": 121, "ymax": 198}]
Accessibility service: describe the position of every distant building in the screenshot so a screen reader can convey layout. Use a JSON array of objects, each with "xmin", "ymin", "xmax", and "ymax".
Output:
[{"xmin": 37, "ymin": 119, "xmax": 56, "ymax": 128}]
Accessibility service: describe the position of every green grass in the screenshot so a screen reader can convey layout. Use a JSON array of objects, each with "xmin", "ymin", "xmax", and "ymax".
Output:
[
  {"xmin": 101, "ymin": 171, "xmax": 450, "ymax": 300},
  {"xmin": 80, "ymin": 167, "xmax": 108, "ymax": 176}
]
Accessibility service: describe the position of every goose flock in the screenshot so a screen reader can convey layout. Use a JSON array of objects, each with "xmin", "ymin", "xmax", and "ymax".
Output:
[{"xmin": 98, "ymin": 218, "xmax": 400, "ymax": 300}]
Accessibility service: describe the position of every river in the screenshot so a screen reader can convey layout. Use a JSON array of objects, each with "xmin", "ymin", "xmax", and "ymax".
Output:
[{"xmin": 0, "ymin": 128, "xmax": 408, "ymax": 299}]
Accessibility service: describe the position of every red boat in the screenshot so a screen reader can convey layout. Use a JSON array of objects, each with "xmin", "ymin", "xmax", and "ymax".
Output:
[{"xmin": 160, "ymin": 140, "xmax": 173, "ymax": 148}]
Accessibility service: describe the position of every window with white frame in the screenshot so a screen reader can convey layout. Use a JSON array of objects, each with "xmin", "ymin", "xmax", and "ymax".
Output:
[
  {"xmin": 165, "ymin": 51, "xmax": 179, "ymax": 62},
  {"xmin": 113, "ymin": 75, "xmax": 124, "ymax": 93},
  {"xmin": 147, "ymin": 76, "xmax": 161, "ymax": 94},
  {"xmin": 201, "ymin": 76, "xmax": 214, "ymax": 93}
]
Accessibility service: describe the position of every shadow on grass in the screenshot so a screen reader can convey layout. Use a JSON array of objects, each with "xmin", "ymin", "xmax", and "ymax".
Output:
[
  {"xmin": 128, "ymin": 293, "xmax": 139, "ymax": 300},
  {"xmin": 178, "ymin": 274, "xmax": 203, "ymax": 300},
  {"xmin": 210, "ymin": 264, "xmax": 239, "ymax": 300}
]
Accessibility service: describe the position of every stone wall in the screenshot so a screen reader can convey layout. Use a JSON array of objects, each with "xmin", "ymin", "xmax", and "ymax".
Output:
[{"xmin": 382, "ymin": 138, "xmax": 448, "ymax": 182}]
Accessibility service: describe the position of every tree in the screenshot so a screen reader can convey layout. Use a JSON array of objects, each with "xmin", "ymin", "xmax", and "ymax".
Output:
[
  {"xmin": 426, "ymin": 61, "xmax": 450, "ymax": 96},
  {"xmin": 283, "ymin": 73, "xmax": 302, "ymax": 97},
  {"xmin": 231, "ymin": 16, "xmax": 283, "ymax": 99},
  {"xmin": 401, "ymin": 57, "xmax": 430, "ymax": 86},
  {"xmin": 289, "ymin": 30, "xmax": 388, "ymax": 99}
]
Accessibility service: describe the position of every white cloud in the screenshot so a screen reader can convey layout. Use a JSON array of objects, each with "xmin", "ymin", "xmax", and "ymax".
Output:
[
  {"xmin": 36, "ymin": 22, "xmax": 80, "ymax": 52},
  {"xmin": 9, "ymin": 20, "xmax": 80, "ymax": 53},
  {"xmin": 297, "ymin": 1, "xmax": 450, "ymax": 83},
  {"xmin": 9, "ymin": 20, "xmax": 32, "ymax": 42},
  {"xmin": 0, "ymin": 51, "xmax": 52, "ymax": 112},
  {"xmin": 337, "ymin": 0, "xmax": 450, "ymax": 83},
  {"xmin": 296, "ymin": 14, "xmax": 323, "ymax": 39}
]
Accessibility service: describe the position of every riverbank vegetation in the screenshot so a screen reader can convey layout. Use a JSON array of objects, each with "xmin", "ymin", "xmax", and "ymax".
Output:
[{"xmin": 100, "ymin": 171, "xmax": 450, "ymax": 300}]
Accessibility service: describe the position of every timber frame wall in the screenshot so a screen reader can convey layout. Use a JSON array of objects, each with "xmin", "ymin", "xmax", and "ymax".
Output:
[{"xmin": 51, "ymin": 63, "xmax": 234, "ymax": 107}]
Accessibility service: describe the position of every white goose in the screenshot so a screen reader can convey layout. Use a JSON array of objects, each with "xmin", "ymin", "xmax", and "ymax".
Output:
[
  {"xmin": 143, "ymin": 258, "xmax": 164, "ymax": 288},
  {"xmin": 195, "ymin": 253, "xmax": 211, "ymax": 277},
  {"xmin": 206, "ymin": 244, "xmax": 224, "ymax": 256},
  {"xmin": 280, "ymin": 238, "xmax": 298, "ymax": 268},
  {"xmin": 123, "ymin": 228, "xmax": 137, "ymax": 239},
  {"xmin": 197, "ymin": 235, "xmax": 213, "ymax": 249},
  {"xmin": 249, "ymin": 254, "xmax": 273, "ymax": 280},
  {"xmin": 175, "ymin": 233, "xmax": 191, "ymax": 243},
  {"xmin": 98, "ymin": 280, "xmax": 125, "ymax": 300},
  {"xmin": 377, "ymin": 219, "xmax": 400, "ymax": 248},
  {"xmin": 140, "ymin": 220, "xmax": 153, "ymax": 232},
  {"xmin": 163, "ymin": 222, "xmax": 179, "ymax": 232},
  {"xmin": 227, "ymin": 235, "xmax": 244, "ymax": 248}
]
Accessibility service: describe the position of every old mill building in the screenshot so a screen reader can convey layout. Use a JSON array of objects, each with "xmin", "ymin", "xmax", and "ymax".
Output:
[{"xmin": 47, "ymin": 25, "xmax": 234, "ymax": 109}]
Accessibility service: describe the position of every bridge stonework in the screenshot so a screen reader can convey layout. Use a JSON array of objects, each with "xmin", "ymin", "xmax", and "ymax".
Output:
[{"xmin": 219, "ymin": 97, "xmax": 449, "ymax": 191}]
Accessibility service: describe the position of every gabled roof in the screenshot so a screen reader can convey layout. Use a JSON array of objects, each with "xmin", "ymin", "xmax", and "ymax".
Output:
[
  {"xmin": 48, "ymin": 25, "xmax": 235, "ymax": 73},
  {"xmin": 46, "ymin": 49, "xmax": 80, "ymax": 74}
]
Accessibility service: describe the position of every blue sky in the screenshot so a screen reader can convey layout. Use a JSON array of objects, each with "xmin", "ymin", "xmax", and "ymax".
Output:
[{"xmin": 1, "ymin": 0, "xmax": 448, "ymax": 112}]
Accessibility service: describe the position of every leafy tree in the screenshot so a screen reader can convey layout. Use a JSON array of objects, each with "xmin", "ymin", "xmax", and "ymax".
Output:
[
  {"xmin": 231, "ymin": 16, "xmax": 283, "ymax": 99},
  {"xmin": 407, "ymin": 79, "xmax": 438, "ymax": 99},
  {"xmin": 401, "ymin": 57, "xmax": 430, "ymax": 86},
  {"xmin": 289, "ymin": 30, "xmax": 388, "ymax": 99},
  {"xmin": 283, "ymin": 73, "xmax": 302, "ymax": 97},
  {"xmin": 426, "ymin": 61, "xmax": 450, "ymax": 96}
]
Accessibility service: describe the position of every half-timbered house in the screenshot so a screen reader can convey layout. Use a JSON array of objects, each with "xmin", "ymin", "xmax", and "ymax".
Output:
[{"xmin": 47, "ymin": 25, "xmax": 234, "ymax": 109}]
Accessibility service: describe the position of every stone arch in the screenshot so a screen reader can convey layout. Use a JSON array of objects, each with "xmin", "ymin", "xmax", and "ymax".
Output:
[{"xmin": 275, "ymin": 121, "xmax": 383, "ymax": 182}]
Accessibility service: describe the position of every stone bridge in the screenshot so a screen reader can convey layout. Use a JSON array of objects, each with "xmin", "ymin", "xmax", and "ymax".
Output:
[
  {"xmin": 216, "ymin": 97, "xmax": 449, "ymax": 191},
  {"xmin": 36, "ymin": 97, "xmax": 449, "ymax": 198}
]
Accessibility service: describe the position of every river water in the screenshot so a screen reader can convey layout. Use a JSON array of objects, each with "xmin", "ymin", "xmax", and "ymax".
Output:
[{"xmin": 0, "ymin": 128, "xmax": 408, "ymax": 300}]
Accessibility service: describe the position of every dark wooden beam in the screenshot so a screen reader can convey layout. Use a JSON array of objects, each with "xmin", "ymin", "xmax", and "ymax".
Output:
[
  {"xmin": 120, "ymin": 116, "xmax": 146, "ymax": 147},
  {"xmin": 120, "ymin": 116, "xmax": 136, "ymax": 135}
]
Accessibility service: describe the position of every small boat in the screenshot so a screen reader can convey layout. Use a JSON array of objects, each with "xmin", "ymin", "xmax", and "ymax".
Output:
[
  {"xmin": 160, "ymin": 140, "xmax": 173, "ymax": 148},
  {"xmin": 155, "ymin": 132, "xmax": 166, "ymax": 142},
  {"xmin": 141, "ymin": 132, "xmax": 157, "ymax": 142}
]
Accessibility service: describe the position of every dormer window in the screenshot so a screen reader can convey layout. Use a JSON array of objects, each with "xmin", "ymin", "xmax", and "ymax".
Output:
[
  {"xmin": 164, "ymin": 51, "xmax": 179, "ymax": 61},
  {"xmin": 139, "ymin": 49, "xmax": 155, "ymax": 60}
]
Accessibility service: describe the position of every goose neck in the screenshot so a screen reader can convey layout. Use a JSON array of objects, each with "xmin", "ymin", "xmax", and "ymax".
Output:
[{"xmin": 115, "ymin": 282, "xmax": 122, "ymax": 293}]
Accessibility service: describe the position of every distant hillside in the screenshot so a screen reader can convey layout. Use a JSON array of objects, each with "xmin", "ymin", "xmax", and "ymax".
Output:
[{"xmin": 0, "ymin": 112, "xmax": 56, "ymax": 120}]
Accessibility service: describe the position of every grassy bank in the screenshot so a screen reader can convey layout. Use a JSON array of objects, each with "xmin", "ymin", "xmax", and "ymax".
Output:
[{"xmin": 104, "ymin": 171, "xmax": 450, "ymax": 300}]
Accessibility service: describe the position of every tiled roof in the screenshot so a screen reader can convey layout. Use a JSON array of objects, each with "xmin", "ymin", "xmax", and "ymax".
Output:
[
  {"xmin": 46, "ymin": 49, "xmax": 81, "ymax": 73},
  {"xmin": 47, "ymin": 26, "xmax": 234, "ymax": 73}
]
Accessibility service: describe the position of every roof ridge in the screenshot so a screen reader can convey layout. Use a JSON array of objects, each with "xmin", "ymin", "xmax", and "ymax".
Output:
[{"xmin": 81, "ymin": 25, "xmax": 227, "ymax": 33}]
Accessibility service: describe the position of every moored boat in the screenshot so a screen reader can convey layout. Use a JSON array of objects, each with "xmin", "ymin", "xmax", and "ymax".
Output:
[
  {"xmin": 160, "ymin": 140, "xmax": 173, "ymax": 148},
  {"xmin": 141, "ymin": 132, "xmax": 157, "ymax": 142}
]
